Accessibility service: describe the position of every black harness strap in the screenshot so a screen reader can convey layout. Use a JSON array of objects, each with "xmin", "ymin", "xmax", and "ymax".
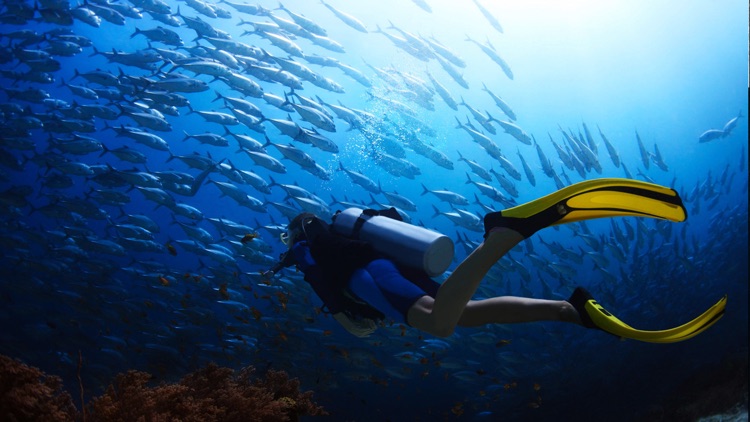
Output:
[
  {"xmin": 349, "ymin": 208, "xmax": 401, "ymax": 239},
  {"xmin": 351, "ymin": 213, "xmax": 368, "ymax": 239}
]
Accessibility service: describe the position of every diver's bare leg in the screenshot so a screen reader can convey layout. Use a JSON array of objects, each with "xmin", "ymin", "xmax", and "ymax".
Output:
[
  {"xmin": 457, "ymin": 297, "xmax": 579, "ymax": 326},
  {"xmin": 408, "ymin": 227, "xmax": 526, "ymax": 337}
]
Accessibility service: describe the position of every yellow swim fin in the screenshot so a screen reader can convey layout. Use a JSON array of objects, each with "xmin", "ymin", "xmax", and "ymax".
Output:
[
  {"xmin": 484, "ymin": 178, "xmax": 687, "ymax": 238},
  {"xmin": 570, "ymin": 287, "xmax": 726, "ymax": 343}
]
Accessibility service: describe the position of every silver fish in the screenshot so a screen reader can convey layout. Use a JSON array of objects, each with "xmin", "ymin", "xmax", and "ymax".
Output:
[
  {"xmin": 421, "ymin": 184, "xmax": 469, "ymax": 205},
  {"xmin": 698, "ymin": 128, "xmax": 725, "ymax": 143},
  {"xmin": 635, "ymin": 131, "xmax": 650, "ymax": 169},
  {"xmin": 320, "ymin": 0, "xmax": 367, "ymax": 33}
]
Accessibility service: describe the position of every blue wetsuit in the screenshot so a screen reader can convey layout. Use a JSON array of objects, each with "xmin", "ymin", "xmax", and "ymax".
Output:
[{"xmin": 292, "ymin": 230, "xmax": 440, "ymax": 325}]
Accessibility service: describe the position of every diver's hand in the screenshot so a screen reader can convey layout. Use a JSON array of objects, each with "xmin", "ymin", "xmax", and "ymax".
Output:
[{"xmin": 333, "ymin": 312, "xmax": 377, "ymax": 338}]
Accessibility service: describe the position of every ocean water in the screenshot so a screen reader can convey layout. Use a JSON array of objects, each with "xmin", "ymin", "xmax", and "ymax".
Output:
[{"xmin": 0, "ymin": 0, "xmax": 747, "ymax": 420}]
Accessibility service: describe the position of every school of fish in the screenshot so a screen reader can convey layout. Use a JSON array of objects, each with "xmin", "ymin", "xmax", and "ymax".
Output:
[{"xmin": 0, "ymin": 0, "xmax": 747, "ymax": 419}]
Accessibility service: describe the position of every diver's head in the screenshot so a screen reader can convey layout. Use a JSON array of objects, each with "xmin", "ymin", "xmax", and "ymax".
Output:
[{"xmin": 281, "ymin": 212, "xmax": 318, "ymax": 247}]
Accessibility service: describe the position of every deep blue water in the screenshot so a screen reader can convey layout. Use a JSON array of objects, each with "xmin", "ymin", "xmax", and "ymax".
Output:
[{"xmin": 0, "ymin": 0, "xmax": 747, "ymax": 420}]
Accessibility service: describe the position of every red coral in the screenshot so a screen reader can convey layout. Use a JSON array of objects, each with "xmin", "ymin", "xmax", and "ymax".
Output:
[
  {"xmin": 0, "ymin": 354, "xmax": 78, "ymax": 421},
  {"xmin": 87, "ymin": 363, "xmax": 327, "ymax": 422}
]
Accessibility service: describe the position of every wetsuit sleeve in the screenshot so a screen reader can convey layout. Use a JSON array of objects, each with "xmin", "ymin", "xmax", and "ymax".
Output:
[{"xmin": 291, "ymin": 242, "xmax": 344, "ymax": 313}]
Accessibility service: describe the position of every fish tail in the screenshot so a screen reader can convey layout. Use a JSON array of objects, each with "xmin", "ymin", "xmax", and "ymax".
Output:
[
  {"xmin": 454, "ymin": 116, "xmax": 462, "ymax": 129},
  {"xmin": 431, "ymin": 204, "xmax": 441, "ymax": 219}
]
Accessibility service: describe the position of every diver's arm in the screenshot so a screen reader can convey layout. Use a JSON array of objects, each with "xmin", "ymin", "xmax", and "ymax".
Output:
[
  {"xmin": 263, "ymin": 250, "xmax": 296, "ymax": 278},
  {"xmin": 332, "ymin": 312, "xmax": 377, "ymax": 338}
]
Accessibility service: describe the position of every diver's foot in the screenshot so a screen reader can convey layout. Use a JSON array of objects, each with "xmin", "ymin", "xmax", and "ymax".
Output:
[{"xmin": 567, "ymin": 287, "xmax": 600, "ymax": 329}]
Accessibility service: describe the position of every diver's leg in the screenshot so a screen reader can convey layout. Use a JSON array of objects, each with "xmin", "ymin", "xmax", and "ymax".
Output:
[
  {"xmin": 457, "ymin": 297, "xmax": 580, "ymax": 326},
  {"xmin": 349, "ymin": 259, "xmax": 430, "ymax": 324},
  {"xmin": 407, "ymin": 227, "xmax": 524, "ymax": 337}
]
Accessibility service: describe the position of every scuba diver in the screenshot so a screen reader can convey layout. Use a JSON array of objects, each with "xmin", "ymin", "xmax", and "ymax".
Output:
[{"xmin": 263, "ymin": 178, "xmax": 726, "ymax": 342}]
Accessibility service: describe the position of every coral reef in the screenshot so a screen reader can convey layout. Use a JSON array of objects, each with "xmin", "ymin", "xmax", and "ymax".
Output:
[
  {"xmin": 87, "ymin": 363, "xmax": 327, "ymax": 422},
  {"xmin": 0, "ymin": 354, "xmax": 326, "ymax": 422},
  {"xmin": 0, "ymin": 354, "xmax": 78, "ymax": 421}
]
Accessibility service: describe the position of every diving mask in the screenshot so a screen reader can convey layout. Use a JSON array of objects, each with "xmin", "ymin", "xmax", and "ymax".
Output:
[
  {"xmin": 282, "ymin": 216, "xmax": 320, "ymax": 246},
  {"xmin": 280, "ymin": 231, "xmax": 291, "ymax": 245}
]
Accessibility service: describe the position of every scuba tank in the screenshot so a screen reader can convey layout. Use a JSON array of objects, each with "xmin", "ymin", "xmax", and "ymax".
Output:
[{"xmin": 331, "ymin": 207, "xmax": 454, "ymax": 277}]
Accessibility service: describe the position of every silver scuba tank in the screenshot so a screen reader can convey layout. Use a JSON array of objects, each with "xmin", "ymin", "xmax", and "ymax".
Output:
[{"xmin": 331, "ymin": 207, "xmax": 454, "ymax": 277}]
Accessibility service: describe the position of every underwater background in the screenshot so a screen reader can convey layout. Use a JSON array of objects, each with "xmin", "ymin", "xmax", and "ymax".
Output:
[{"xmin": 0, "ymin": 0, "xmax": 747, "ymax": 420}]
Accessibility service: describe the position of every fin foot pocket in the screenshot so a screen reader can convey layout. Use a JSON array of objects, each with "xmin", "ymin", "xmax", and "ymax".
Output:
[
  {"xmin": 567, "ymin": 287, "xmax": 599, "ymax": 329},
  {"xmin": 484, "ymin": 213, "xmax": 537, "ymax": 239}
]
